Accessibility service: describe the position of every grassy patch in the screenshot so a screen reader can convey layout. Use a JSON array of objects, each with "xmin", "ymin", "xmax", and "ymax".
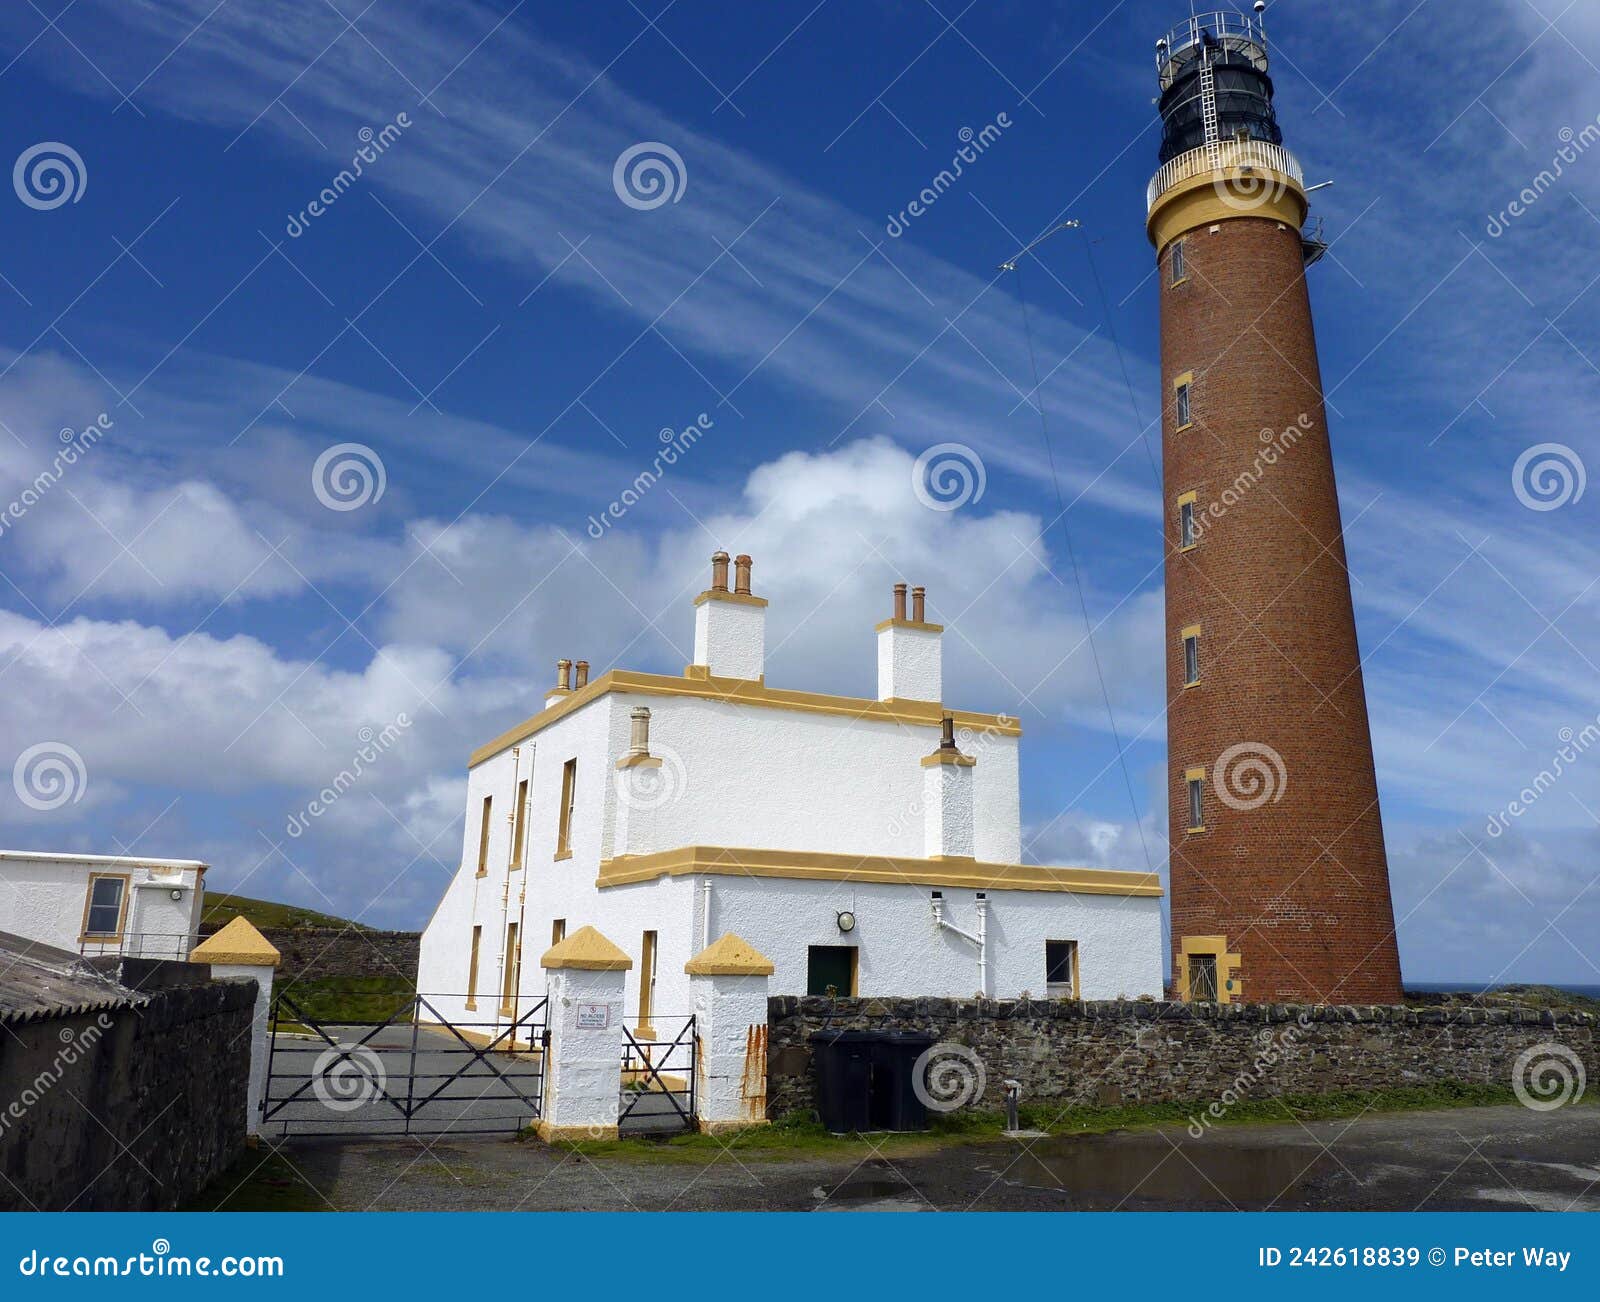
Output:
[
  {"xmin": 201, "ymin": 892, "xmax": 368, "ymax": 933},
  {"xmin": 181, "ymin": 1148, "xmax": 331, "ymax": 1212},
  {"xmin": 272, "ymin": 975, "xmax": 415, "ymax": 1028},
  {"xmin": 545, "ymin": 1080, "xmax": 1565, "ymax": 1165},
  {"xmin": 1406, "ymin": 984, "xmax": 1600, "ymax": 1016}
]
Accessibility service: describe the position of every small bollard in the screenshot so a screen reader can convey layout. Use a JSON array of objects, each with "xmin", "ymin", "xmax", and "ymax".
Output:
[{"xmin": 1003, "ymin": 1078, "xmax": 1021, "ymax": 1133}]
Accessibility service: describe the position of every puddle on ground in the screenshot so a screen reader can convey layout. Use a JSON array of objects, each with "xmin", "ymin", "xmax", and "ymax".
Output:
[
  {"xmin": 813, "ymin": 1178, "xmax": 927, "ymax": 1212},
  {"xmin": 1003, "ymin": 1133, "xmax": 1332, "ymax": 1207}
]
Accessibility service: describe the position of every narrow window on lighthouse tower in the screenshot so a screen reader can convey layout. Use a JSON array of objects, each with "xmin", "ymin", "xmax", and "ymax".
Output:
[
  {"xmin": 1169, "ymin": 238, "xmax": 1186, "ymax": 285},
  {"xmin": 1185, "ymin": 768, "xmax": 1206, "ymax": 832},
  {"xmin": 1178, "ymin": 496, "xmax": 1197, "ymax": 549},
  {"xmin": 1182, "ymin": 626, "xmax": 1201, "ymax": 685},
  {"xmin": 1174, "ymin": 376, "xmax": 1192, "ymax": 428}
]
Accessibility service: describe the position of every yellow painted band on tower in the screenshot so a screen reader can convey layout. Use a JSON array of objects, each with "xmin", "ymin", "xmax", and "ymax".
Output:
[{"xmin": 1147, "ymin": 167, "xmax": 1308, "ymax": 253}]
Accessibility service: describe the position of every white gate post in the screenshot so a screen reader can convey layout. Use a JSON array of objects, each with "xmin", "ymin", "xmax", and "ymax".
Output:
[
  {"xmin": 686, "ymin": 932, "xmax": 773, "ymax": 1134},
  {"xmin": 190, "ymin": 917, "xmax": 281, "ymax": 1137},
  {"xmin": 538, "ymin": 925, "xmax": 630, "ymax": 1143}
]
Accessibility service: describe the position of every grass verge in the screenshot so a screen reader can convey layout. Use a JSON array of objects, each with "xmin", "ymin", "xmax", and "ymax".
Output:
[
  {"xmin": 270, "ymin": 975, "xmax": 416, "ymax": 1029},
  {"xmin": 181, "ymin": 1148, "xmax": 330, "ymax": 1212},
  {"xmin": 542, "ymin": 1079, "xmax": 1559, "ymax": 1165}
]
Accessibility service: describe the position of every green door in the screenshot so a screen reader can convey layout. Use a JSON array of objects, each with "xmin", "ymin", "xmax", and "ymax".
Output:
[{"xmin": 807, "ymin": 945, "xmax": 856, "ymax": 996}]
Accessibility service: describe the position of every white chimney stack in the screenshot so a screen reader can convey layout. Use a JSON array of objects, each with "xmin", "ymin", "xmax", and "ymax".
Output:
[
  {"xmin": 877, "ymin": 582, "xmax": 942, "ymax": 702},
  {"xmin": 921, "ymin": 715, "xmax": 975, "ymax": 858},
  {"xmin": 692, "ymin": 551, "xmax": 766, "ymax": 681}
]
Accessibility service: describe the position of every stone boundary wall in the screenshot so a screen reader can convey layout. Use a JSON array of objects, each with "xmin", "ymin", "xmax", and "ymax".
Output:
[
  {"xmin": 767, "ymin": 996, "xmax": 1599, "ymax": 1120},
  {"xmin": 0, "ymin": 979, "xmax": 256, "ymax": 1211},
  {"xmin": 249, "ymin": 927, "xmax": 419, "ymax": 984}
]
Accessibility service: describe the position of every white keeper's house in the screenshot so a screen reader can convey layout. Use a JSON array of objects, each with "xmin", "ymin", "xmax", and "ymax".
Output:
[{"xmin": 418, "ymin": 552, "xmax": 1163, "ymax": 1034}]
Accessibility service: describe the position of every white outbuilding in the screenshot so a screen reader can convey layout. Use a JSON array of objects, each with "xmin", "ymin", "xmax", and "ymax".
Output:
[
  {"xmin": 418, "ymin": 553, "xmax": 1163, "ymax": 1036},
  {"xmin": 0, "ymin": 850, "xmax": 206, "ymax": 959}
]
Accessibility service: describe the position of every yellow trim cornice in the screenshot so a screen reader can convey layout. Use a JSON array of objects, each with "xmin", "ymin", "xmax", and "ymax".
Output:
[
  {"xmin": 615, "ymin": 753, "xmax": 663, "ymax": 770},
  {"xmin": 1147, "ymin": 167, "xmax": 1308, "ymax": 252},
  {"xmin": 470, "ymin": 669, "xmax": 1022, "ymax": 766},
  {"xmin": 873, "ymin": 617, "xmax": 945, "ymax": 634},
  {"xmin": 597, "ymin": 845, "xmax": 1163, "ymax": 897},
  {"xmin": 920, "ymin": 750, "xmax": 975, "ymax": 767},
  {"xmin": 693, "ymin": 590, "xmax": 769, "ymax": 609}
]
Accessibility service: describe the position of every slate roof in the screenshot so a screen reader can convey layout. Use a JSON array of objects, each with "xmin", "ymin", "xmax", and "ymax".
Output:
[{"xmin": 0, "ymin": 931, "xmax": 147, "ymax": 1025}]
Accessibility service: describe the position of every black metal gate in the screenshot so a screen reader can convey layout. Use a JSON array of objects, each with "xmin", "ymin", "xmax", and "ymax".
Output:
[
  {"xmin": 262, "ymin": 990, "xmax": 548, "ymax": 1138},
  {"xmin": 618, "ymin": 1016, "xmax": 696, "ymax": 1135}
]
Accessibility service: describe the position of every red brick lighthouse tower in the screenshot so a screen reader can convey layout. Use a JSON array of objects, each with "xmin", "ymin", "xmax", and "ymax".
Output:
[{"xmin": 1149, "ymin": 7, "xmax": 1402, "ymax": 1004}]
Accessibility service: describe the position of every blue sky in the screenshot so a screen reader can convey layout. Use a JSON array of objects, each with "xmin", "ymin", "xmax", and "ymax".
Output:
[{"xmin": 0, "ymin": 0, "xmax": 1596, "ymax": 985}]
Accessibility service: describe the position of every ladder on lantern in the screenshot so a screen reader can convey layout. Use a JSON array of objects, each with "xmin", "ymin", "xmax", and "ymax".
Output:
[{"xmin": 1199, "ymin": 45, "xmax": 1221, "ymax": 169}]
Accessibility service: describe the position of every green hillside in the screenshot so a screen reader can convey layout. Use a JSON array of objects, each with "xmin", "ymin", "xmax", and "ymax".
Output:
[{"xmin": 200, "ymin": 891, "xmax": 369, "ymax": 933}]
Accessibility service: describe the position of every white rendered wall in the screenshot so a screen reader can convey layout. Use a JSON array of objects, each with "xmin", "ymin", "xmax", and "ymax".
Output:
[
  {"xmin": 692, "ymin": 600, "xmax": 765, "ymax": 680},
  {"xmin": 877, "ymin": 625, "xmax": 941, "ymax": 701},
  {"xmin": 419, "ymin": 683, "xmax": 1145, "ymax": 1027},
  {"xmin": 0, "ymin": 854, "xmax": 204, "ymax": 955},
  {"xmin": 622, "ymin": 874, "xmax": 1162, "ymax": 1009}
]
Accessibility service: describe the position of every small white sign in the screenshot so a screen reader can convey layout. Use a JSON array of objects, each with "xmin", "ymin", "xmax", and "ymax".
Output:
[{"xmin": 575, "ymin": 1002, "xmax": 611, "ymax": 1029}]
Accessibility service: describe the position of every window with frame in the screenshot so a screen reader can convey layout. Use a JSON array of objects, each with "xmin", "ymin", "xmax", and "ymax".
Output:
[
  {"xmin": 475, "ymin": 795, "xmax": 492, "ymax": 877},
  {"xmin": 1045, "ymin": 940, "xmax": 1078, "ymax": 999},
  {"xmin": 510, "ymin": 778, "xmax": 529, "ymax": 870},
  {"xmin": 83, "ymin": 875, "xmax": 126, "ymax": 937},
  {"xmin": 1187, "ymin": 774, "xmax": 1206, "ymax": 831},
  {"xmin": 500, "ymin": 922, "xmax": 521, "ymax": 1016},
  {"xmin": 551, "ymin": 918, "xmax": 566, "ymax": 947},
  {"xmin": 1175, "ymin": 379, "xmax": 1191, "ymax": 427},
  {"xmin": 1183, "ymin": 629, "xmax": 1200, "ymax": 685},
  {"xmin": 1170, "ymin": 239, "xmax": 1186, "ymax": 284},
  {"xmin": 637, "ymin": 930, "xmax": 658, "ymax": 1032},
  {"xmin": 1179, "ymin": 499, "xmax": 1197, "ymax": 548},
  {"xmin": 466, "ymin": 925, "xmax": 482, "ymax": 1010},
  {"xmin": 1189, "ymin": 951, "xmax": 1219, "ymax": 1002},
  {"xmin": 555, "ymin": 758, "xmax": 577, "ymax": 858}
]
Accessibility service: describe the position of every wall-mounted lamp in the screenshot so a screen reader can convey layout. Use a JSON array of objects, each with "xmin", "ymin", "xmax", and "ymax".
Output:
[
  {"xmin": 169, "ymin": 888, "xmax": 185, "ymax": 902},
  {"xmin": 836, "ymin": 910, "xmax": 856, "ymax": 934}
]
